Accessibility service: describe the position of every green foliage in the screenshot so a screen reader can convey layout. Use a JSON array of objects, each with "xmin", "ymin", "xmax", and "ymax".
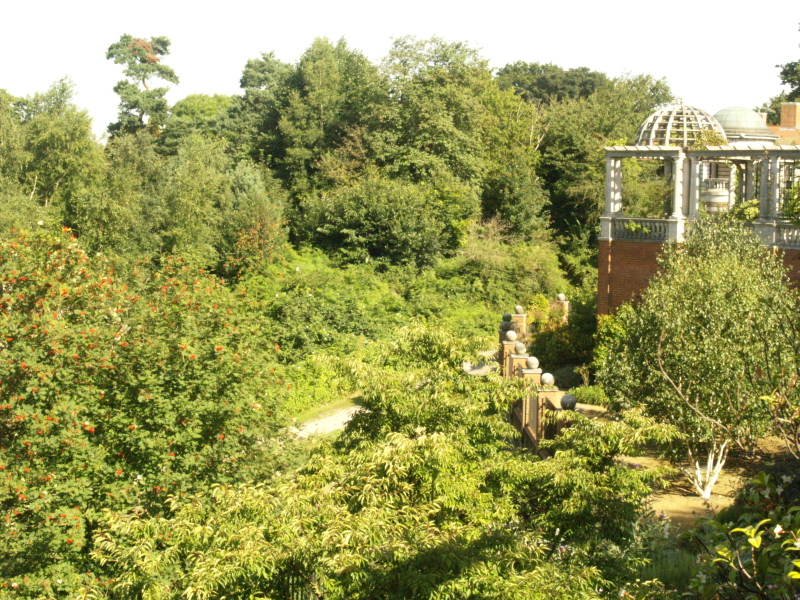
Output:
[
  {"xmin": 496, "ymin": 62, "xmax": 609, "ymax": 104},
  {"xmin": 75, "ymin": 133, "xmax": 287, "ymax": 273},
  {"xmin": 159, "ymin": 94, "xmax": 234, "ymax": 153},
  {"xmin": 299, "ymin": 168, "xmax": 478, "ymax": 266},
  {"xmin": 597, "ymin": 218, "xmax": 793, "ymax": 494},
  {"xmin": 435, "ymin": 219, "xmax": 566, "ymax": 307},
  {"xmin": 247, "ymin": 249, "xmax": 406, "ymax": 356},
  {"xmin": 106, "ymin": 35, "xmax": 179, "ymax": 136},
  {"xmin": 78, "ymin": 324, "xmax": 678, "ymax": 600},
  {"xmin": 527, "ymin": 284, "xmax": 597, "ymax": 371},
  {"xmin": 755, "ymin": 91, "xmax": 787, "ymax": 126},
  {"xmin": 688, "ymin": 472, "xmax": 800, "ymax": 599},
  {"xmin": 571, "ymin": 385, "xmax": 608, "ymax": 407},
  {"xmin": 8, "ymin": 80, "xmax": 105, "ymax": 228},
  {"xmin": 0, "ymin": 230, "xmax": 292, "ymax": 596}
]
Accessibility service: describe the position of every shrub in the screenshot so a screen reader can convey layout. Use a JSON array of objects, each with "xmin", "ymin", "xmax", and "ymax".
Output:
[
  {"xmin": 687, "ymin": 472, "xmax": 800, "ymax": 600},
  {"xmin": 571, "ymin": 385, "xmax": 608, "ymax": 407},
  {"xmin": 0, "ymin": 230, "xmax": 288, "ymax": 596}
]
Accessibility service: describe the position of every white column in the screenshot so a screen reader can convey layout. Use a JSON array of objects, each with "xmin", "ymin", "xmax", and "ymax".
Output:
[
  {"xmin": 612, "ymin": 158, "xmax": 623, "ymax": 213},
  {"xmin": 604, "ymin": 157, "xmax": 614, "ymax": 215},
  {"xmin": 745, "ymin": 161, "xmax": 755, "ymax": 202},
  {"xmin": 770, "ymin": 157, "xmax": 781, "ymax": 217},
  {"xmin": 759, "ymin": 159, "xmax": 770, "ymax": 219},
  {"xmin": 671, "ymin": 156, "xmax": 684, "ymax": 218},
  {"xmin": 688, "ymin": 158, "xmax": 701, "ymax": 218}
]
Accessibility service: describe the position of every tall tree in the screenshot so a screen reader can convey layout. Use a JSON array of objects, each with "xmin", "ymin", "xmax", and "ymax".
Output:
[
  {"xmin": 106, "ymin": 34, "xmax": 179, "ymax": 136},
  {"xmin": 779, "ymin": 24, "xmax": 800, "ymax": 101},
  {"xmin": 1, "ymin": 80, "xmax": 105, "ymax": 230},
  {"xmin": 496, "ymin": 61, "xmax": 609, "ymax": 104}
]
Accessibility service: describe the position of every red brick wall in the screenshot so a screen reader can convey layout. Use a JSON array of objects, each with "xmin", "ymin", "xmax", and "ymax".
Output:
[
  {"xmin": 782, "ymin": 250, "xmax": 800, "ymax": 286},
  {"xmin": 597, "ymin": 240, "xmax": 664, "ymax": 314},
  {"xmin": 598, "ymin": 244, "xmax": 800, "ymax": 315}
]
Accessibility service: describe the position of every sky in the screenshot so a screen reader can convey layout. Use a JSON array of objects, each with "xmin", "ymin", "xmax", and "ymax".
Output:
[{"xmin": 3, "ymin": 0, "xmax": 799, "ymax": 138}]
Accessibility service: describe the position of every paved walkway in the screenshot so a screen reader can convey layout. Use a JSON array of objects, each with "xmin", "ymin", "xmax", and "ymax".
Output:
[{"xmin": 294, "ymin": 405, "xmax": 362, "ymax": 438}]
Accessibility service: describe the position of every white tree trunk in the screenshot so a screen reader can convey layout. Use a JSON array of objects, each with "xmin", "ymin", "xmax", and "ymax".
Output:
[{"xmin": 683, "ymin": 440, "xmax": 728, "ymax": 499}]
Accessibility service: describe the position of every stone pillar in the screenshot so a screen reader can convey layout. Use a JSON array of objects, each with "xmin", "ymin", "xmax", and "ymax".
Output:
[
  {"xmin": 500, "ymin": 341, "xmax": 516, "ymax": 377},
  {"xmin": 759, "ymin": 159, "xmax": 770, "ymax": 219},
  {"xmin": 770, "ymin": 157, "xmax": 781, "ymax": 218},
  {"xmin": 688, "ymin": 158, "xmax": 701, "ymax": 218},
  {"xmin": 671, "ymin": 156, "xmax": 684, "ymax": 218},
  {"xmin": 508, "ymin": 354, "xmax": 529, "ymax": 378},
  {"xmin": 520, "ymin": 368, "xmax": 542, "ymax": 387},
  {"xmin": 511, "ymin": 312, "xmax": 527, "ymax": 341},
  {"xmin": 745, "ymin": 160, "xmax": 755, "ymax": 202},
  {"xmin": 612, "ymin": 158, "xmax": 623, "ymax": 213}
]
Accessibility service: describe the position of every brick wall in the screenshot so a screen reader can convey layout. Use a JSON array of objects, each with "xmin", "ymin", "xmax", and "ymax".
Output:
[
  {"xmin": 782, "ymin": 249, "xmax": 800, "ymax": 286},
  {"xmin": 597, "ymin": 240, "xmax": 664, "ymax": 314},
  {"xmin": 598, "ymin": 243, "xmax": 800, "ymax": 315}
]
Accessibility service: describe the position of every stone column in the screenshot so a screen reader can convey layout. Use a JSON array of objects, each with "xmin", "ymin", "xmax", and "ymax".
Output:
[
  {"xmin": 688, "ymin": 158, "xmax": 701, "ymax": 218},
  {"xmin": 745, "ymin": 160, "xmax": 755, "ymax": 202},
  {"xmin": 671, "ymin": 156, "xmax": 684, "ymax": 218},
  {"xmin": 613, "ymin": 158, "xmax": 623, "ymax": 213},
  {"xmin": 770, "ymin": 157, "xmax": 781, "ymax": 217},
  {"xmin": 759, "ymin": 159, "xmax": 770, "ymax": 219},
  {"xmin": 604, "ymin": 157, "xmax": 615, "ymax": 215}
]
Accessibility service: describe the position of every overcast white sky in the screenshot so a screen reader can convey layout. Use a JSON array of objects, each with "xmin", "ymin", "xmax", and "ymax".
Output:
[{"xmin": 3, "ymin": 0, "xmax": 799, "ymax": 138}]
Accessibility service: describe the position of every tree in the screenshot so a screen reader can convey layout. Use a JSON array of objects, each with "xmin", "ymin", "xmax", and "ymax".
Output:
[
  {"xmin": 298, "ymin": 167, "xmax": 478, "ymax": 267},
  {"xmin": 597, "ymin": 218, "xmax": 790, "ymax": 498},
  {"xmin": 496, "ymin": 62, "xmax": 609, "ymax": 104},
  {"xmin": 0, "ymin": 80, "xmax": 105, "ymax": 232},
  {"xmin": 106, "ymin": 34, "xmax": 179, "ymax": 136},
  {"xmin": 261, "ymin": 38, "xmax": 389, "ymax": 192},
  {"xmin": 158, "ymin": 93, "xmax": 234, "ymax": 153},
  {"xmin": 755, "ymin": 91, "xmax": 788, "ymax": 125},
  {"xmin": 376, "ymin": 36, "xmax": 495, "ymax": 187},
  {"xmin": 778, "ymin": 25, "xmax": 800, "ymax": 101}
]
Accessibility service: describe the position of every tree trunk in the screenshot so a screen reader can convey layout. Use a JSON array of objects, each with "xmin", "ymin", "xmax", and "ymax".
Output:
[{"xmin": 683, "ymin": 440, "xmax": 728, "ymax": 499}]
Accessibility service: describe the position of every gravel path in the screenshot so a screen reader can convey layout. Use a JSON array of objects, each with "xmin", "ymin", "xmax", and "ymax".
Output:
[{"xmin": 295, "ymin": 405, "xmax": 362, "ymax": 438}]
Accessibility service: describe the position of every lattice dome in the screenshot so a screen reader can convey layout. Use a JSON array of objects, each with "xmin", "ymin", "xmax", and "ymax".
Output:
[{"xmin": 634, "ymin": 101, "xmax": 726, "ymax": 146}]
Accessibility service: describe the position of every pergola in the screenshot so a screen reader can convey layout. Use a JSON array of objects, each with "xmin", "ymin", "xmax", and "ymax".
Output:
[{"xmin": 600, "ymin": 145, "xmax": 800, "ymax": 248}]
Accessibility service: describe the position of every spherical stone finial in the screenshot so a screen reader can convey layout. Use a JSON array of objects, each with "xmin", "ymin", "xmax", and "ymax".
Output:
[
  {"xmin": 505, "ymin": 330, "xmax": 517, "ymax": 342},
  {"xmin": 556, "ymin": 293, "xmax": 566, "ymax": 302},
  {"xmin": 561, "ymin": 394, "xmax": 577, "ymax": 411},
  {"xmin": 526, "ymin": 356, "xmax": 539, "ymax": 369},
  {"xmin": 514, "ymin": 305, "xmax": 524, "ymax": 315},
  {"xmin": 514, "ymin": 342, "xmax": 526, "ymax": 355},
  {"xmin": 500, "ymin": 321, "xmax": 512, "ymax": 332},
  {"xmin": 541, "ymin": 372, "xmax": 555, "ymax": 387},
  {"xmin": 502, "ymin": 313, "xmax": 512, "ymax": 322}
]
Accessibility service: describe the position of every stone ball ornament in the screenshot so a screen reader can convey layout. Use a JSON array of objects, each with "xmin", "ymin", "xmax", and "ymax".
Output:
[
  {"xmin": 514, "ymin": 342, "xmax": 527, "ymax": 355},
  {"xmin": 514, "ymin": 305, "xmax": 524, "ymax": 314},
  {"xmin": 500, "ymin": 321, "xmax": 512, "ymax": 332},
  {"xmin": 556, "ymin": 293, "xmax": 566, "ymax": 302},
  {"xmin": 540, "ymin": 372, "xmax": 555, "ymax": 386},
  {"xmin": 502, "ymin": 313, "xmax": 512, "ymax": 322},
  {"xmin": 525, "ymin": 356, "xmax": 539, "ymax": 369},
  {"xmin": 561, "ymin": 394, "xmax": 577, "ymax": 411},
  {"xmin": 505, "ymin": 330, "xmax": 518, "ymax": 342}
]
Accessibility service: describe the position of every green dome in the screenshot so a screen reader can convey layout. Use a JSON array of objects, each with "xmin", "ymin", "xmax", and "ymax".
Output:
[{"xmin": 713, "ymin": 106, "xmax": 776, "ymax": 141}]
